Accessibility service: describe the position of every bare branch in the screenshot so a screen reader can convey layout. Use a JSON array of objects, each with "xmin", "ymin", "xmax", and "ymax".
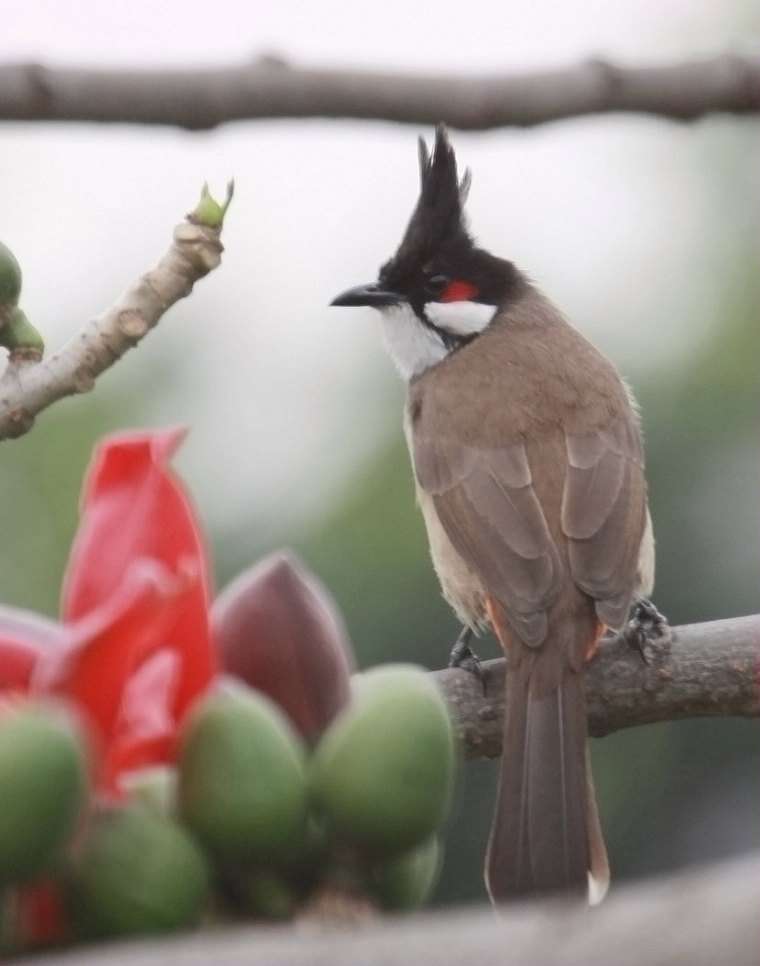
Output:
[
  {"xmin": 0, "ymin": 52, "xmax": 757, "ymax": 131},
  {"xmin": 433, "ymin": 614, "xmax": 759, "ymax": 759},
  {"xmin": 20, "ymin": 853, "xmax": 760, "ymax": 966},
  {"xmin": 0, "ymin": 217, "xmax": 226, "ymax": 440}
]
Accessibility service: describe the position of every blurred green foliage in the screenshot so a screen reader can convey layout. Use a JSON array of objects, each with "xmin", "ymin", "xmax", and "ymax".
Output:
[
  {"xmin": 0, "ymin": 361, "xmax": 165, "ymax": 616},
  {"xmin": 0, "ymin": 396, "xmax": 122, "ymax": 617}
]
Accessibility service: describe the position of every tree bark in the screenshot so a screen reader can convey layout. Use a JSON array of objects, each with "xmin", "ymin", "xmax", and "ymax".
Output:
[
  {"xmin": 433, "ymin": 614, "xmax": 759, "ymax": 759},
  {"xmin": 0, "ymin": 52, "xmax": 757, "ymax": 130},
  {"xmin": 0, "ymin": 216, "xmax": 226, "ymax": 440}
]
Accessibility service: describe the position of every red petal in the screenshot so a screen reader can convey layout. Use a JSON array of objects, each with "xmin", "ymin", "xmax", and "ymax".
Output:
[
  {"xmin": 8, "ymin": 880, "xmax": 68, "ymax": 948},
  {"xmin": 62, "ymin": 428, "xmax": 201, "ymax": 619},
  {"xmin": 102, "ymin": 649, "xmax": 181, "ymax": 793},
  {"xmin": 59, "ymin": 428, "xmax": 216, "ymax": 735},
  {"xmin": 33, "ymin": 561, "xmax": 192, "ymax": 789},
  {"xmin": 0, "ymin": 605, "xmax": 62, "ymax": 691}
]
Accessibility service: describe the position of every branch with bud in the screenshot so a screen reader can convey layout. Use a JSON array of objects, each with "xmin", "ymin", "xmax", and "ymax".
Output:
[{"xmin": 0, "ymin": 181, "xmax": 233, "ymax": 440}]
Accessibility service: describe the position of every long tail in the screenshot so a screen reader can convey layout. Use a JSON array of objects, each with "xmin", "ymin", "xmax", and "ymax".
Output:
[{"xmin": 485, "ymin": 667, "xmax": 609, "ymax": 903}]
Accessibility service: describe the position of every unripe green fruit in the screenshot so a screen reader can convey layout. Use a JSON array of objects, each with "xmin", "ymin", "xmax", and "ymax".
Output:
[
  {"xmin": 232, "ymin": 869, "xmax": 299, "ymax": 919},
  {"xmin": 0, "ymin": 702, "xmax": 88, "ymax": 885},
  {"xmin": 367, "ymin": 835, "xmax": 442, "ymax": 910},
  {"xmin": 310, "ymin": 664, "xmax": 456, "ymax": 854},
  {"xmin": 67, "ymin": 804, "xmax": 210, "ymax": 938},
  {"xmin": 178, "ymin": 687, "xmax": 308, "ymax": 864},
  {"xmin": 0, "ymin": 241, "xmax": 22, "ymax": 307}
]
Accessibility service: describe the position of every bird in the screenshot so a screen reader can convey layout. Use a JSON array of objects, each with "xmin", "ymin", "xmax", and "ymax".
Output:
[{"xmin": 331, "ymin": 125, "xmax": 658, "ymax": 904}]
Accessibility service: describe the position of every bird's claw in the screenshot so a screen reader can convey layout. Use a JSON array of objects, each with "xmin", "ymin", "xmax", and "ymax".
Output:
[
  {"xmin": 623, "ymin": 598, "xmax": 669, "ymax": 664},
  {"xmin": 448, "ymin": 626, "xmax": 486, "ymax": 689}
]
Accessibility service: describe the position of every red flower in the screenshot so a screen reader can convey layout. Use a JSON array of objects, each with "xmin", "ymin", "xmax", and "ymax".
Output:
[
  {"xmin": 0, "ymin": 428, "xmax": 216, "ymax": 796},
  {"xmin": 0, "ymin": 609, "xmax": 59, "ymax": 692}
]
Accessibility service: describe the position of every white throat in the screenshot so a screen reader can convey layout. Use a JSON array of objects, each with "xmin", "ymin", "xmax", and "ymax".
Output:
[
  {"xmin": 378, "ymin": 304, "xmax": 447, "ymax": 380},
  {"xmin": 377, "ymin": 301, "xmax": 496, "ymax": 381}
]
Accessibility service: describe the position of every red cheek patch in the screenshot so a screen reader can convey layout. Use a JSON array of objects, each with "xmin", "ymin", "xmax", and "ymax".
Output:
[{"xmin": 440, "ymin": 278, "xmax": 479, "ymax": 302}]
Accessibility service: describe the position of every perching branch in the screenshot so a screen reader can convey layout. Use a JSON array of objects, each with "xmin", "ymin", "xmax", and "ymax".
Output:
[
  {"xmin": 0, "ymin": 185, "xmax": 232, "ymax": 440},
  {"xmin": 434, "ymin": 614, "xmax": 759, "ymax": 759},
  {"xmin": 0, "ymin": 51, "xmax": 758, "ymax": 131}
]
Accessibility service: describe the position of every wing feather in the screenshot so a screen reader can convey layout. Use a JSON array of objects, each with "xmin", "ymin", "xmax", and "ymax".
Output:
[
  {"xmin": 563, "ymin": 419, "xmax": 647, "ymax": 630},
  {"xmin": 412, "ymin": 415, "xmax": 647, "ymax": 642},
  {"xmin": 414, "ymin": 434, "xmax": 562, "ymax": 647}
]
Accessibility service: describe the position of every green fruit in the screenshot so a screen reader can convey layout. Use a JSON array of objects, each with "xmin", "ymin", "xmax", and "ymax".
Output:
[
  {"xmin": 367, "ymin": 836, "xmax": 442, "ymax": 911},
  {"xmin": 233, "ymin": 870, "xmax": 299, "ymax": 920},
  {"xmin": 178, "ymin": 687, "xmax": 308, "ymax": 864},
  {"xmin": 0, "ymin": 241, "xmax": 22, "ymax": 307},
  {"xmin": 310, "ymin": 665, "xmax": 456, "ymax": 854},
  {"xmin": 350, "ymin": 663, "xmax": 435, "ymax": 701},
  {"xmin": 67, "ymin": 804, "xmax": 210, "ymax": 938},
  {"xmin": 0, "ymin": 702, "xmax": 88, "ymax": 884}
]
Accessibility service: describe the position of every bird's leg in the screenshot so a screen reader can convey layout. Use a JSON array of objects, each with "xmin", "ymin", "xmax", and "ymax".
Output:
[
  {"xmin": 623, "ymin": 597, "xmax": 669, "ymax": 664},
  {"xmin": 448, "ymin": 624, "xmax": 477, "ymax": 667},
  {"xmin": 448, "ymin": 624, "xmax": 485, "ymax": 685}
]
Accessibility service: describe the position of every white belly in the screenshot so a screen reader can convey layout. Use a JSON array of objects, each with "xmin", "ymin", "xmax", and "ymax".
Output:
[
  {"xmin": 402, "ymin": 407, "xmax": 486, "ymax": 628},
  {"xmin": 414, "ymin": 485, "xmax": 487, "ymax": 628}
]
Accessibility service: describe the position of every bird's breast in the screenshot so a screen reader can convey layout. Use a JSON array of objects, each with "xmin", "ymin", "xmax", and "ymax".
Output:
[
  {"xmin": 402, "ymin": 408, "xmax": 488, "ymax": 629},
  {"xmin": 414, "ymin": 484, "xmax": 488, "ymax": 628}
]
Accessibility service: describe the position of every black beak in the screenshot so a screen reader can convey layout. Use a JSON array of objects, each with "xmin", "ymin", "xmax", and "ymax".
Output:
[{"xmin": 330, "ymin": 283, "xmax": 403, "ymax": 308}]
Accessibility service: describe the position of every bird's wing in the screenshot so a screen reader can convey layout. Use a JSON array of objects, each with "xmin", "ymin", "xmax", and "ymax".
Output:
[
  {"xmin": 412, "ymin": 414, "xmax": 647, "ymax": 645},
  {"xmin": 411, "ymin": 430, "xmax": 562, "ymax": 648},
  {"xmin": 562, "ymin": 416, "xmax": 648, "ymax": 630}
]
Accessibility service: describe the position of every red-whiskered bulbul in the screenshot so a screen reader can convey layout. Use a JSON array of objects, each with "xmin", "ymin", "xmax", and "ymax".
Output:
[{"xmin": 331, "ymin": 126, "xmax": 658, "ymax": 904}]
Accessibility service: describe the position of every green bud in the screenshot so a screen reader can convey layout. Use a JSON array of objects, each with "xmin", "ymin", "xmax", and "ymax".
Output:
[
  {"xmin": 189, "ymin": 180, "xmax": 234, "ymax": 228},
  {"xmin": 0, "ymin": 702, "xmax": 89, "ymax": 885},
  {"xmin": 178, "ymin": 687, "xmax": 309, "ymax": 865},
  {"xmin": 66, "ymin": 804, "xmax": 210, "ymax": 939},
  {"xmin": 310, "ymin": 665, "xmax": 457, "ymax": 855},
  {"xmin": 0, "ymin": 307, "xmax": 45, "ymax": 355},
  {"xmin": 0, "ymin": 241, "xmax": 22, "ymax": 308}
]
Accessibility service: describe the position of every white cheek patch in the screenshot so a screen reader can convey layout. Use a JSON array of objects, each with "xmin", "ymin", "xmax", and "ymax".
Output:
[
  {"xmin": 378, "ymin": 304, "xmax": 448, "ymax": 380},
  {"xmin": 423, "ymin": 300, "xmax": 497, "ymax": 336}
]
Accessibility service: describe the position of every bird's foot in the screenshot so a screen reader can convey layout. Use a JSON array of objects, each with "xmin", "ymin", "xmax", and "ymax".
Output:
[
  {"xmin": 448, "ymin": 626, "xmax": 485, "ymax": 688},
  {"xmin": 622, "ymin": 598, "xmax": 669, "ymax": 664}
]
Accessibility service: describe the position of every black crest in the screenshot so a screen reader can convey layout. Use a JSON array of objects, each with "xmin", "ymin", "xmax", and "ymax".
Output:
[{"xmin": 380, "ymin": 125, "xmax": 473, "ymax": 287}]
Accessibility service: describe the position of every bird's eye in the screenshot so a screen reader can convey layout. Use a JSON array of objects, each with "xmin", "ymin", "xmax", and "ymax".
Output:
[{"xmin": 425, "ymin": 274, "xmax": 449, "ymax": 294}]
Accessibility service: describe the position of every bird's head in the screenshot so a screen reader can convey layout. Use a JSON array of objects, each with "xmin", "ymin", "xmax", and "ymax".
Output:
[{"xmin": 331, "ymin": 125, "xmax": 518, "ymax": 379}]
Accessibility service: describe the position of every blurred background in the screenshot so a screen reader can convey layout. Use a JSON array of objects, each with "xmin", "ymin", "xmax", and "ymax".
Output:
[{"xmin": 1, "ymin": 0, "xmax": 758, "ymax": 905}]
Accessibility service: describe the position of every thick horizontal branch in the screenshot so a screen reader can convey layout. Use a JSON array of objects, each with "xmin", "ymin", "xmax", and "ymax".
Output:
[
  {"xmin": 23, "ymin": 854, "xmax": 760, "ymax": 966},
  {"xmin": 433, "ymin": 614, "xmax": 759, "ymax": 759},
  {"xmin": 0, "ymin": 51, "xmax": 758, "ymax": 130},
  {"xmin": 0, "ymin": 218, "xmax": 225, "ymax": 440}
]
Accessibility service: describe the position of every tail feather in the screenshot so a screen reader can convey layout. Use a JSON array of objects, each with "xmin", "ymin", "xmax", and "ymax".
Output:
[
  {"xmin": 485, "ymin": 669, "xmax": 606, "ymax": 902},
  {"xmin": 586, "ymin": 753, "xmax": 610, "ymax": 904}
]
